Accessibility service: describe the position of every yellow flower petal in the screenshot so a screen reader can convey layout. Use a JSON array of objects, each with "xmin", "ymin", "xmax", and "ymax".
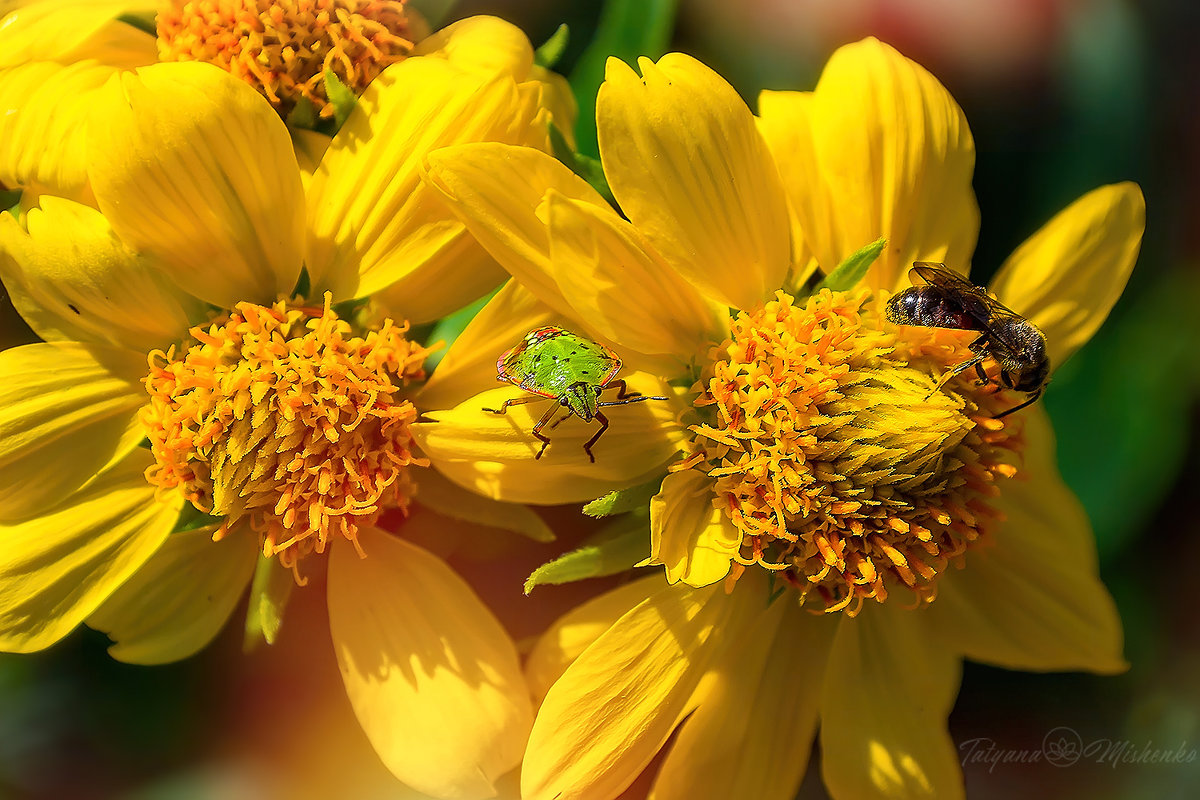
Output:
[
  {"xmin": 768, "ymin": 38, "xmax": 978, "ymax": 293},
  {"xmin": 597, "ymin": 54, "xmax": 790, "ymax": 309},
  {"xmin": 988, "ymin": 182, "xmax": 1145, "ymax": 368},
  {"xmin": 648, "ymin": 469, "xmax": 740, "ymax": 586},
  {"xmin": 422, "ymin": 141, "xmax": 608, "ymax": 318},
  {"xmin": 414, "ymin": 467, "xmax": 554, "ymax": 543},
  {"xmin": 0, "ymin": 450, "xmax": 180, "ymax": 652},
  {"xmin": 821, "ymin": 604, "xmax": 964, "ymax": 800},
  {"xmin": 306, "ymin": 56, "xmax": 548, "ymax": 310},
  {"xmin": 0, "ymin": 341, "xmax": 147, "ymax": 521},
  {"xmin": 655, "ymin": 592, "xmax": 837, "ymax": 800},
  {"xmin": 522, "ymin": 582, "xmax": 731, "ymax": 800},
  {"xmin": 544, "ymin": 191, "xmax": 728, "ymax": 369},
  {"xmin": 412, "ymin": 379, "xmax": 685, "ymax": 505},
  {"xmin": 88, "ymin": 61, "xmax": 304, "ymax": 308},
  {"xmin": 0, "ymin": 60, "xmax": 118, "ymax": 202},
  {"xmin": 417, "ymin": 278, "xmax": 572, "ymax": 412},
  {"xmin": 0, "ymin": 198, "xmax": 201, "ymax": 351},
  {"xmin": 0, "ymin": 1, "xmax": 157, "ymax": 69},
  {"xmin": 754, "ymin": 90, "xmax": 820, "ymax": 291},
  {"xmin": 525, "ymin": 575, "xmax": 663, "ymax": 702},
  {"xmin": 87, "ymin": 522, "xmax": 257, "ymax": 664},
  {"xmin": 411, "ymin": 15, "xmax": 534, "ymax": 80},
  {"xmin": 530, "ymin": 63, "xmax": 578, "ymax": 145},
  {"xmin": 927, "ymin": 406, "xmax": 1126, "ymax": 673},
  {"xmin": 327, "ymin": 528, "xmax": 531, "ymax": 797}
]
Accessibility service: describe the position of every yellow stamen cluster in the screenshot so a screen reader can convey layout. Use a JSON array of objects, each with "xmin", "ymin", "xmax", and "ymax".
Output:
[
  {"xmin": 681, "ymin": 289, "xmax": 1022, "ymax": 614},
  {"xmin": 141, "ymin": 296, "xmax": 429, "ymax": 579},
  {"xmin": 156, "ymin": 0, "xmax": 422, "ymax": 119}
]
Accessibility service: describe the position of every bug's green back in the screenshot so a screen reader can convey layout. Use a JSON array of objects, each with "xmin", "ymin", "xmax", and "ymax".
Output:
[{"xmin": 499, "ymin": 328, "xmax": 621, "ymax": 399}]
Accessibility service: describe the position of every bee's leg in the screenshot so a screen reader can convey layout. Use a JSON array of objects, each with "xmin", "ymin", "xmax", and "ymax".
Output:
[
  {"xmin": 927, "ymin": 353, "xmax": 986, "ymax": 399},
  {"xmin": 582, "ymin": 411, "xmax": 610, "ymax": 464},
  {"xmin": 483, "ymin": 395, "xmax": 546, "ymax": 415},
  {"xmin": 973, "ymin": 360, "xmax": 991, "ymax": 386},
  {"xmin": 995, "ymin": 388, "xmax": 1043, "ymax": 419},
  {"xmin": 530, "ymin": 403, "xmax": 562, "ymax": 459}
]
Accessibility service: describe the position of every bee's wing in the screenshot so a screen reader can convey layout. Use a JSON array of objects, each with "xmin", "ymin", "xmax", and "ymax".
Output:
[{"xmin": 910, "ymin": 263, "xmax": 1036, "ymax": 357}]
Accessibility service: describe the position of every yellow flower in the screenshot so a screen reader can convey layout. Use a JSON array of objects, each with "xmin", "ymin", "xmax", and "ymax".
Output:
[
  {"xmin": 0, "ymin": 5, "xmax": 575, "ymax": 203},
  {"xmin": 417, "ymin": 39, "xmax": 1145, "ymax": 800},
  {"xmin": 0, "ymin": 41, "xmax": 559, "ymax": 796}
]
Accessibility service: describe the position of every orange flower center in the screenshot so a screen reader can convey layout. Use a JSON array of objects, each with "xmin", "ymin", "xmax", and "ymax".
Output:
[
  {"xmin": 679, "ymin": 289, "xmax": 1023, "ymax": 615},
  {"xmin": 141, "ymin": 296, "xmax": 430, "ymax": 580},
  {"xmin": 156, "ymin": 0, "xmax": 422, "ymax": 119}
]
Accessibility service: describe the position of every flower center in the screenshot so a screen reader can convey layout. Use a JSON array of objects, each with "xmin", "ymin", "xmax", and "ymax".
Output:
[
  {"xmin": 141, "ymin": 295, "xmax": 430, "ymax": 580},
  {"xmin": 156, "ymin": 0, "xmax": 421, "ymax": 119},
  {"xmin": 680, "ymin": 289, "xmax": 1022, "ymax": 615}
]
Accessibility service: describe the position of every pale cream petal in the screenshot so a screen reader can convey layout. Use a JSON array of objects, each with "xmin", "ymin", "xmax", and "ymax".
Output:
[
  {"xmin": 647, "ymin": 469, "xmax": 740, "ymax": 587},
  {"xmin": 522, "ymin": 583, "xmax": 734, "ymax": 800},
  {"xmin": 0, "ymin": 1, "xmax": 157, "ymax": 69},
  {"xmin": 412, "ymin": 379, "xmax": 685, "ymax": 505},
  {"xmin": 774, "ymin": 38, "xmax": 979, "ymax": 293},
  {"xmin": 821, "ymin": 604, "xmax": 964, "ymax": 800},
  {"xmin": 411, "ymin": 14, "xmax": 534, "ymax": 80},
  {"xmin": 306, "ymin": 56, "xmax": 549, "ymax": 307},
  {"xmin": 88, "ymin": 522, "xmax": 257, "ymax": 664},
  {"xmin": 417, "ymin": 278, "xmax": 572, "ymax": 412},
  {"xmin": 0, "ymin": 199, "xmax": 201, "ymax": 351},
  {"xmin": 654, "ymin": 593, "xmax": 837, "ymax": 800},
  {"xmin": 89, "ymin": 61, "xmax": 304, "ymax": 307},
  {"xmin": 545, "ymin": 191, "xmax": 728, "ymax": 369},
  {"xmin": 525, "ymin": 575, "xmax": 663, "ymax": 702},
  {"xmin": 422, "ymin": 141, "xmax": 608, "ymax": 318},
  {"xmin": 598, "ymin": 54, "xmax": 790, "ymax": 309},
  {"xmin": 927, "ymin": 406, "xmax": 1126, "ymax": 673},
  {"xmin": 0, "ymin": 450, "xmax": 181, "ymax": 652},
  {"xmin": 0, "ymin": 341, "xmax": 147, "ymax": 521},
  {"xmin": 327, "ymin": 528, "xmax": 532, "ymax": 797},
  {"xmin": 988, "ymin": 183, "xmax": 1145, "ymax": 368},
  {"xmin": 0, "ymin": 60, "xmax": 118, "ymax": 202}
]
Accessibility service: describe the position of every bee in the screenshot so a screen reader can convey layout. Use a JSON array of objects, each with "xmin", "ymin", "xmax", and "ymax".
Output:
[{"xmin": 886, "ymin": 262, "xmax": 1050, "ymax": 418}]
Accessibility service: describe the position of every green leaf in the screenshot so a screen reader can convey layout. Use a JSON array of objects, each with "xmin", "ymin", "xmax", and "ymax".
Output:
[
  {"xmin": 549, "ymin": 122, "xmax": 615, "ymax": 207},
  {"xmin": 291, "ymin": 266, "xmax": 312, "ymax": 300},
  {"xmin": 116, "ymin": 11, "xmax": 157, "ymax": 36},
  {"xmin": 524, "ymin": 513, "xmax": 649, "ymax": 594},
  {"xmin": 423, "ymin": 286, "xmax": 500, "ymax": 371},
  {"xmin": 323, "ymin": 69, "xmax": 358, "ymax": 130},
  {"xmin": 569, "ymin": 0, "xmax": 679, "ymax": 157},
  {"xmin": 814, "ymin": 237, "xmax": 887, "ymax": 293},
  {"xmin": 243, "ymin": 554, "xmax": 294, "ymax": 650},
  {"xmin": 171, "ymin": 503, "xmax": 220, "ymax": 534},
  {"xmin": 534, "ymin": 24, "xmax": 570, "ymax": 69},
  {"xmin": 285, "ymin": 96, "xmax": 318, "ymax": 131},
  {"xmin": 0, "ymin": 188, "xmax": 20, "ymax": 214},
  {"xmin": 582, "ymin": 476, "xmax": 661, "ymax": 517}
]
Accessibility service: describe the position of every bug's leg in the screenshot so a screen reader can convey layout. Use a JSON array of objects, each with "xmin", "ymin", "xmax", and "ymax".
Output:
[
  {"xmin": 548, "ymin": 410, "xmax": 574, "ymax": 431},
  {"xmin": 994, "ymin": 388, "xmax": 1042, "ymax": 419},
  {"xmin": 582, "ymin": 411, "xmax": 610, "ymax": 463},
  {"xmin": 483, "ymin": 395, "xmax": 545, "ymax": 415},
  {"xmin": 603, "ymin": 379, "xmax": 642, "ymax": 401},
  {"xmin": 596, "ymin": 394, "xmax": 670, "ymax": 408},
  {"xmin": 530, "ymin": 403, "xmax": 562, "ymax": 459}
]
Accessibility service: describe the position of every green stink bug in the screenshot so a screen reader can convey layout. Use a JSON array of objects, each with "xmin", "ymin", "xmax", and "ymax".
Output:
[{"xmin": 485, "ymin": 326, "xmax": 669, "ymax": 463}]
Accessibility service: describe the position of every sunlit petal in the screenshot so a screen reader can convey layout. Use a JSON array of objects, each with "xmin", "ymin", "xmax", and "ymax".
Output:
[
  {"xmin": 88, "ymin": 522, "xmax": 257, "ymax": 664},
  {"xmin": 0, "ymin": 450, "xmax": 181, "ymax": 652},
  {"xmin": 598, "ymin": 54, "xmax": 790, "ymax": 309},
  {"xmin": 327, "ymin": 528, "xmax": 531, "ymax": 797},
  {"xmin": 648, "ymin": 469, "xmax": 739, "ymax": 586},
  {"xmin": 0, "ymin": 341, "xmax": 147, "ymax": 521},
  {"xmin": 821, "ymin": 604, "xmax": 964, "ymax": 800},
  {"xmin": 988, "ymin": 182, "xmax": 1145, "ymax": 368},
  {"xmin": 89, "ymin": 61, "xmax": 304, "ymax": 307}
]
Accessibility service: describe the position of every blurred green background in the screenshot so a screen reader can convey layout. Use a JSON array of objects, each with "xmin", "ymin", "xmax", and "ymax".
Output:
[{"xmin": 2, "ymin": 0, "xmax": 1198, "ymax": 798}]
